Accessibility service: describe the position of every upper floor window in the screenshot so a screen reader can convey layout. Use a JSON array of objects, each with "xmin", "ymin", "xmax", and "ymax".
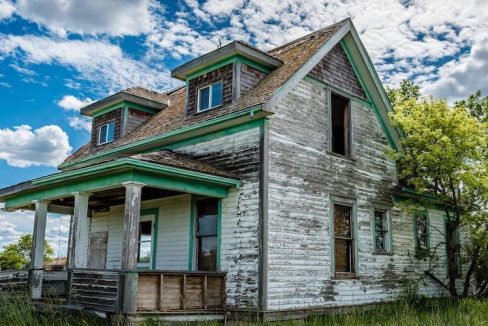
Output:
[
  {"xmin": 198, "ymin": 81, "xmax": 222, "ymax": 112},
  {"xmin": 415, "ymin": 212, "xmax": 429, "ymax": 252},
  {"xmin": 98, "ymin": 121, "xmax": 115, "ymax": 145},
  {"xmin": 330, "ymin": 93, "xmax": 350, "ymax": 156},
  {"xmin": 373, "ymin": 209, "xmax": 391, "ymax": 254}
]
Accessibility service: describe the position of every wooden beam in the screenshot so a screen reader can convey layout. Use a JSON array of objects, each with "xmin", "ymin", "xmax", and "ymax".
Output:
[
  {"xmin": 30, "ymin": 200, "xmax": 48, "ymax": 299},
  {"xmin": 121, "ymin": 182, "xmax": 144, "ymax": 314},
  {"xmin": 72, "ymin": 192, "xmax": 91, "ymax": 268}
]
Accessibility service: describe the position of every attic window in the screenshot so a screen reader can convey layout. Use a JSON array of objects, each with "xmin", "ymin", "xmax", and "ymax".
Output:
[
  {"xmin": 198, "ymin": 81, "xmax": 222, "ymax": 112},
  {"xmin": 98, "ymin": 121, "xmax": 115, "ymax": 145},
  {"xmin": 330, "ymin": 93, "xmax": 350, "ymax": 156}
]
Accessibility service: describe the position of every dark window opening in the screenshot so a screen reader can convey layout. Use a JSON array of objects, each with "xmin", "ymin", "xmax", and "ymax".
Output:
[
  {"xmin": 374, "ymin": 210, "xmax": 390, "ymax": 253},
  {"xmin": 196, "ymin": 199, "xmax": 219, "ymax": 271},
  {"xmin": 445, "ymin": 222, "xmax": 462, "ymax": 278},
  {"xmin": 331, "ymin": 93, "xmax": 350, "ymax": 156},
  {"xmin": 415, "ymin": 213, "xmax": 429, "ymax": 252},
  {"xmin": 334, "ymin": 204, "xmax": 354, "ymax": 274}
]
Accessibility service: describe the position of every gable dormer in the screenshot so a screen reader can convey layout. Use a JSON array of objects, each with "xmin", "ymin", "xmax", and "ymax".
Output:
[
  {"xmin": 80, "ymin": 87, "xmax": 169, "ymax": 151},
  {"xmin": 171, "ymin": 41, "xmax": 282, "ymax": 117}
]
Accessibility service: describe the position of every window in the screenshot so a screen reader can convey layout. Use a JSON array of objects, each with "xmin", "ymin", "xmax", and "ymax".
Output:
[
  {"xmin": 137, "ymin": 220, "xmax": 153, "ymax": 268},
  {"xmin": 198, "ymin": 81, "xmax": 223, "ymax": 112},
  {"xmin": 196, "ymin": 199, "xmax": 219, "ymax": 271},
  {"xmin": 415, "ymin": 212, "xmax": 429, "ymax": 252},
  {"xmin": 98, "ymin": 121, "xmax": 115, "ymax": 145},
  {"xmin": 330, "ymin": 93, "xmax": 350, "ymax": 156},
  {"xmin": 334, "ymin": 204, "xmax": 355, "ymax": 275},
  {"xmin": 445, "ymin": 222, "xmax": 462, "ymax": 278},
  {"xmin": 373, "ymin": 210, "xmax": 391, "ymax": 253}
]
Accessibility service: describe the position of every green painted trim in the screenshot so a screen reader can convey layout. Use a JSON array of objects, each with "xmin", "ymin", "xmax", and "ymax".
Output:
[
  {"xmin": 340, "ymin": 40, "xmax": 398, "ymax": 151},
  {"xmin": 141, "ymin": 208, "xmax": 159, "ymax": 270},
  {"xmin": 216, "ymin": 198, "xmax": 223, "ymax": 270},
  {"xmin": 59, "ymin": 106, "xmax": 267, "ymax": 170},
  {"xmin": 186, "ymin": 57, "xmax": 238, "ymax": 81},
  {"xmin": 36, "ymin": 158, "xmax": 240, "ymax": 189},
  {"xmin": 91, "ymin": 100, "xmax": 159, "ymax": 118},
  {"xmin": 188, "ymin": 196, "xmax": 196, "ymax": 270},
  {"xmin": 164, "ymin": 119, "xmax": 264, "ymax": 150}
]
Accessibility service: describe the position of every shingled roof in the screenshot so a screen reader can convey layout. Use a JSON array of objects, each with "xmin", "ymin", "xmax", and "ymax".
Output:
[{"xmin": 62, "ymin": 19, "xmax": 350, "ymax": 166}]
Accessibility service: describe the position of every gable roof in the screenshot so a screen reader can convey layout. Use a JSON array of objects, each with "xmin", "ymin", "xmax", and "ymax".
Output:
[{"xmin": 61, "ymin": 18, "xmax": 400, "ymax": 170}]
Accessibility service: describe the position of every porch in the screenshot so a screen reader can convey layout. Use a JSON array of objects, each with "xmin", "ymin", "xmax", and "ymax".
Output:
[{"xmin": 0, "ymin": 151, "xmax": 239, "ymax": 317}]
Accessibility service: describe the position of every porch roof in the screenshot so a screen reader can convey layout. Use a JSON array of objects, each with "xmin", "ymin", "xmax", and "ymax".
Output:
[{"xmin": 0, "ymin": 151, "xmax": 240, "ymax": 211}]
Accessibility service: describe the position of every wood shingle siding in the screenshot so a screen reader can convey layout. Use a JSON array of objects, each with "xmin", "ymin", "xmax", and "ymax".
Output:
[
  {"xmin": 309, "ymin": 44, "xmax": 366, "ymax": 99},
  {"xmin": 125, "ymin": 108, "xmax": 153, "ymax": 135},
  {"xmin": 240, "ymin": 64, "xmax": 267, "ymax": 94},
  {"xmin": 186, "ymin": 64, "xmax": 234, "ymax": 117}
]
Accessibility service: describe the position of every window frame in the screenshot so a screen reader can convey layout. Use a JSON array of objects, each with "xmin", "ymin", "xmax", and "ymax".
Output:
[
  {"xmin": 137, "ymin": 214, "xmax": 155, "ymax": 270},
  {"xmin": 192, "ymin": 197, "xmax": 221, "ymax": 272},
  {"xmin": 330, "ymin": 195, "xmax": 357, "ymax": 278},
  {"xmin": 328, "ymin": 90, "xmax": 352, "ymax": 158},
  {"xmin": 414, "ymin": 211, "xmax": 430, "ymax": 253},
  {"xmin": 197, "ymin": 80, "xmax": 223, "ymax": 113},
  {"xmin": 372, "ymin": 208, "xmax": 392, "ymax": 255},
  {"xmin": 97, "ymin": 121, "xmax": 115, "ymax": 145}
]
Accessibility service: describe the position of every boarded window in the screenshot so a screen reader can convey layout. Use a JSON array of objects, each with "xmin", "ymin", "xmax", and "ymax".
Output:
[
  {"xmin": 196, "ymin": 199, "xmax": 219, "ymax": 271},
  {"xmin": 334, "ymin": 204, "xmax": 354, "ymax": 274},
  {"xmin": 330, "ymin": 93, "xmax": 350, "ymax": 156},
  {"xmin": 415, "ymin": 212, "xmax": 429, "ymax": 251},
  {"xmin": 374, "ymin": 210, "xmax": 390, "ymax": 253}
]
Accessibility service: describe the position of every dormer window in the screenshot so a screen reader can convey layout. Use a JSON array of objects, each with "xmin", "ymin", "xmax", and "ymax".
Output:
[
  {"xmin": 198, "ymin": 81, "xmax": 222, "ymax": 112},
  {"xmin": 98, "ymin": 121, "xmax": 115, "ymax": 145}
]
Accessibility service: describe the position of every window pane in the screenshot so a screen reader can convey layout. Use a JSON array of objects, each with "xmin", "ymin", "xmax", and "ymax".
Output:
[
  {"xmin": 139, "ymin": 221, "xmax": 152, "ymax": 242},
  {"xmin": 211, "ymin": 82, "xmax": 222, "ymax": 107},
  {"xmin": 106, "ymin": 122, "xmax": 115, "ymax": 142},
  {"xmin": 198, "ymin": 215, "xmax": 218, "ymax": 237},
  {"xmin": 374, "ymin": 210, "xmax": 388, "ymax": 251},
  {"xmin": 199, "ymin": 87, "xmax": 210, "ymax": 111},
  {"xmin": 375, "ymin": 232, "xmax": 386, "ymax": 251},
  {"xmin": 138, "ymin": 241, "xmax": 151, "ymax": 263},
  {"xmin": 416, "ymin": 215, "xmax": 428, "ymax": 250},
  {"xmin": 334, "ymin": 205, "xmax": 352, "ymax": 238},
  {"xmin": 99, "ymin": 124, "xmax": 108, "ymax": 144},
  {"xmin": 335, "ymin": 239, "xmax": 352, "ymax": 273},
  {"xmin": 198, "ymin": 236, "xmax": 217, "ymax": 271}
]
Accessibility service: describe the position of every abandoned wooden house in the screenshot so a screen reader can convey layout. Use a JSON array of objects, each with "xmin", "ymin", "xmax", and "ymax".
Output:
[{"xmin": 0, "ymin": 18, "xmax": 460, "ymax": 322}]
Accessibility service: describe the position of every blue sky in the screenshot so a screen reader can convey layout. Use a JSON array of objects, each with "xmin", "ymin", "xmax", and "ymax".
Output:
[{"xmin": 0, "ymin": 0, "xmax": 487, "ymax": 255}]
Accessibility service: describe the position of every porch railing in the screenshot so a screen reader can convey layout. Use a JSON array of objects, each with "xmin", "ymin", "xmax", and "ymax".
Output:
[{"xmin": 66, "ymin": 269, "xmax": 226, "ymax": 314}]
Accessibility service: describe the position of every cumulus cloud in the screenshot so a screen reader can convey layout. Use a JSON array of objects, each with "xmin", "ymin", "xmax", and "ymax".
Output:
[
  {"xmin": 68, "ymin": 116, "xmax": 92, "ymax": 132},
  {"xmin": 0, "ymin": 125, "xmax": 72, "ymax": 167},
  {"xmin": 13, "ymin": 0, "xmax": 162, "ymax": 37},
  {"xmin": 57, "ymin": 95, "xmax": 92, "ymax": 112},
  {"xmin": 0, "ymin": 34, "xmax": 175, "ymax": 93},
  {"xmin": 0, "ymin": 0, "xmax": 15, "ymax": 20}
]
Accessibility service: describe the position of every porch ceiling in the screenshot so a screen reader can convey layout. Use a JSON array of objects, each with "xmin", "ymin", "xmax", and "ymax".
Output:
[{"xmin": 0, "ymin": 155, "xmax": 241, "ymax": 211}]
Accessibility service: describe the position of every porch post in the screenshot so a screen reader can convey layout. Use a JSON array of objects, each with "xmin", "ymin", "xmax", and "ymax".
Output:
[
  {"xmin": 121, "ymin": 182, "xmax": 144, "ymax": 314},
  {"xmin": 30, "ymin": 200, "xmax": 48, "ymax": 299},
  {"xmin": 70, "ymin": 192, "xmax": 91, "ymax": 269}
]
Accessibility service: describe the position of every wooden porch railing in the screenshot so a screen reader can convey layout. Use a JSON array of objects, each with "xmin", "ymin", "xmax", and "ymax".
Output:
[
  {"xmin": 0, "ymin": 270, "xmax": 67, "ymax": 298},
  {"xmin": 0, "ymin": 270, "xmax": 28, "ymax": 295}
]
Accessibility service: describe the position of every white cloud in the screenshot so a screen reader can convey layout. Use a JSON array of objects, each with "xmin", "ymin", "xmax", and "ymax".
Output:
[
  {"xmin": 57, "ymin": 95, "xmax": 92, "ymax": 112},
  {"xmin": 0, "ymin": 125, "xmax": 72, "ymax": 167},
  {"xmin": 0, "ymin": 0, "xmax": 15, "ymax": 20},
  {"xmin": 13, "ymin": 0, "xmax": 162, "ymax": 37},
  {"xmin": 68, "ymin": 116, "xmax": 92, "ymax": 132},
  {"xmin": 0, "ymin": 34, "xmax": 176, "ymax": 93}
]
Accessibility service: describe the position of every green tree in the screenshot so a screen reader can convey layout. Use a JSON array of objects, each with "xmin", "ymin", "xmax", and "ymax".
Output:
[
  {"xmin": 0, "ymin": 234, "xmax": 54, "ymax": 270},
  {"xmin": 388, "ymin": 81, "xmax": 488, "ymax": 297}
]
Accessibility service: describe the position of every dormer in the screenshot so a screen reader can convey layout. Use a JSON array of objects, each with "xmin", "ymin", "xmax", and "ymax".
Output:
[
  {"xmin": 171, "ymin": 41, "xmax": 282, "ymax": 117},
  {"xmin": 80, "ymin": 87, "xmax": 169, "ymax": 150}
]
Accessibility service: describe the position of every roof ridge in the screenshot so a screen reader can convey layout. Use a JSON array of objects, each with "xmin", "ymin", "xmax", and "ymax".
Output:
[{"xmin": 268, "ymin": 18, "xmax": 350, "ymax": 54}]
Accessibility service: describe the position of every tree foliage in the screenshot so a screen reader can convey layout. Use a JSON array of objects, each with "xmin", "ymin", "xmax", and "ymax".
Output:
[
  {"xmin": 0, "ymin": 234, "xmax": 54, "ymax": 270},
  {"xmin": 387, "ymin": 82, "xmax": 488, "ymax": 297}
]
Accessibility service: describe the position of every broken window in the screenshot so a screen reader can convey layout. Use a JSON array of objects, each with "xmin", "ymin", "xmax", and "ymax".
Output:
[
  {"xmin": 198, "ymin": 81, "xmax": 223, "ymax": 112},
  {"xmin": 374, "ymin": 210, "xmax": 391, "ymax": 253},
  {"xmin": 415, "ymin": 212, "xmax": 429, "ymax": 252},
  {"xmin": 196, "ymin": 199, "xmax": 219, "ymax": 271},
  {"xmin": 330, "ymin": 93, "xmax": 350, "ymax": 156},
  {"xmin": 334, "ymin": 204, "xmax": 354, "ymax": 274}
]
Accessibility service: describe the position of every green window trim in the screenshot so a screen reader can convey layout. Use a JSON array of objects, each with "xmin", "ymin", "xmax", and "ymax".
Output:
[
  {"xmin": 371, "ymin": 207, "xmax": 393, "ymax": 255},
  {"xmin": 140, "ymin": 208, "xmax": 159, "ymax": 270}
]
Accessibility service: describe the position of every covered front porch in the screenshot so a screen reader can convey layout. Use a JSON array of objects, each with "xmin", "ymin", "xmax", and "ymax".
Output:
[{"xmin": 0, "ymin": 151, "xmax": 240, "ymax": 318}]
